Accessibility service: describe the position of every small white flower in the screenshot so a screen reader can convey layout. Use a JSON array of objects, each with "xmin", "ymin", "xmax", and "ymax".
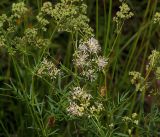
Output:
[
  {"xmin": 153, "ymin": 12, "xmax": 160, "ymax": 24},
  {"xmin": 12, "ymin": 2, "xmax": 28, "ymax": 18},
  {"xmin": 113, "ymin": 2, "xmax": 133, "ymax": 31},
  {"xmin": 96, "ymin": 56, "xmax": 108, "ymax": 70},
  {"xmin": 37, "ymin": 58, "xmax": 60, "ymax": 79},
  {"xmin": 24, "ymin": 28, "xmax": 38, "ymax": 43},
  {"xmin": 132, "ymin": 113, "xmax": 137, "ymax": 119},
  {"xmin": 41, "ymin": 2, "xmax": 53, "ymax": 15},
  {"xmin": 147, "ymin": 50, "xmax": 160, "ymax": 70},
  {"xmin": 90, "ymin": 106, "xmax": 96, "ymax": 113},
  {"xmin": 128, "ymin": 129, "xmax": 132, "ymax": 135},
  {"xmin": 96, "ymin": 102, "xmax": 104, "ymax": 111},
  {"xmin": 67, "ymin": 87, "xmax": 92, "ymax": 117},
  {"xmin": 109, "ymin": 123, "xmax": 114, "ymax": 128},
  {"xmin": 82, "ymin": 69, "xmax": 97, "ymax": 81},
  {"xmin": 129, "ymin": 71, "xmax": 146, "ymax": 92},
  {"xmin": 74, "ymin": 52, "xmax": 89, "ymax": 67},
  {"xmin": 122, "ymin": 116, "xmax": 131, "ymax": 122},
  {"xmin": 90, "ymin": 102, "xmax": 103, "ymax": 115},
  {"xmin": 114, "ymin": 2, "xmax": 134, "ymax": 21},
  {"xmin": 133, "ymin": 120, "xmax": 139, "ymax": 125},
  {"xmin": 87, "ymin": 37, "xmax": 101, "ymax": 54},
  {"xmin": 67, "ymin": 101, "xmax": 84, "ymax": 116},
  {"xmin": 67, "ymin": 86, "xmax": 104, "ymax": 117},
  {"xmin": 0, "ymin": 35, "xmax": 6, "ymax": 47},
  {"xmin": 78, "ymin": 44, "xmax": 88, "ymax": 52}
]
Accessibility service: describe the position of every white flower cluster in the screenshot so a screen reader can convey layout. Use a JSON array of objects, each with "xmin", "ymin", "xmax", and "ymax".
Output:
[
  {"xmin": 0, "ymin": 2, "xmax": 28, "ymax": 34},
  {"xmin": 153, "ymin": 12, "xmax": 160, "ymax": 24},
  {"xmin": 37, "ymin": 58, "xmax": 60, "ymax": 79},
  {"xmin": 146, "ymin": 50, "xmax": 160, "ymax": 82},
  {"xmin": 122, "ymin": 113, "xmax": 139, "ymax": 135},
  {"xmin": 67, "ymin": 87, "xmax": 104, "ymax": 117},
  {"xmin": 82, "ymin": 69, "xmax": 97, "ymax": 82},
  {"xmin": 24, "ymin": 28, "xmax": 38, "ymax": 43},
  {"xmin": 113, "ymin": 2, "xmax": 134, "ymax": 22},
  {"xmin": 0, "ymin": 14, "xmax": 7, "ymax": 28},
  {"xmin": 87, "ymin": 37, "xmax": 101, "ymax": 54},
  {"xmin": 73, "ymin": 37, "xmax": 108, "ymax": 81},
  {"xmin": 0, "ymin": 35, "xmax": 6, "ymax": 47},
  {"xmin": 36, "ymin": 2, "xmax": 53, "ymax": 31},
  {"xmin": 130, "ymin": 50, "xmax": 160, "ymax": 94},
  {"xmin": 36, "ymin": 1, "xmax": 93, "ymax": 38},
  {"xmin": 109, "ymin": 123, "xmax": 114, "ymax": 128},
  {"xmin": 90, "ymin": 102, "xmax": 104, "ymax": 116},
  {"xmin": 12, "ymin": 2, "xmax": 28, "ymax": 18},
  {"xmin": 24, "ymin": 28, "xmax": 50, "ymax": 48},
  {"xmin": 41, "ymin": 2, "xmax": 53, "ymax": 16},
  {"xmin": 129, "ymin": 71, "xmax": 146, "ymax": 92},
  {"xmin": 96, "ymin": 56, "xmax": 109, "ymax": 70},
  {"xmin": 146, "ymin": 50, "xmax": 160, "ymax": 71},
  {"xmin": 113, "ymin": 2, "xmax": 134, "ymax": 31},
  {"xmin": 9, "ymin": 27, "xmax": 50, "ymax": 53}
]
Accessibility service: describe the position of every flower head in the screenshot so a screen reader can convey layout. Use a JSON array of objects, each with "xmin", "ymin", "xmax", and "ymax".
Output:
[
  {"xmin": 129, "ymin": 71, "xmax": 147, "ymax": 92},
  {"xmin": 78, "ymin": 43, "xmax": 88, "ymax": 53},
  {"xmin": 113, "ymin": 2, "xmax": 133, "ymax": 31},
  {"xmin": 113, "ymin": 2, "xmax": 134, "ymax": 22},
  {"xmin": 0, "ymin": 35, "xmax": 6, "ymax": 47},
  {"xmin": 87, "ymin": 37, "xmax": 101, "ymax": 54},
  {"xmin": 73, "ymin": 52, "xmax": 89, "ymax": 67},
  {"xmin": 12, "ymin": 2, "xmax": 28, "ymax": 18},
  {"xmin": 67, "ymin": 87, "xmax": 92, "ymax": 117},
  {"xmin": 73, "ymin": 37, "xmax": 109, "ymax": 81},
  {"xmin": 67, "ymin": 102, "xmax": 84, "ymax": 117},
  {"xmin": 146, "ymin": 50, "xmax": 160, "ymax": 71},
  {"xmin": 82, "ymin": 69, "xmax": 97, "ymax": 81},
  {"xmin": 41, "ymin": 2, "xmax": 53, "ymax": 16},
  {"xmin": 96, "ymin": 56, "xmax": 108, "ymax": 70},
  {"xmin": 67, "ymin": 86, "xmax": 104, "ymax": 117},
  {"xmin": 153, "ymin": 12, "xmax": 160, "ymax": 24},
  {"xmin": 37, "ymin": 58, "xmax": 60, "ymax": 79}
]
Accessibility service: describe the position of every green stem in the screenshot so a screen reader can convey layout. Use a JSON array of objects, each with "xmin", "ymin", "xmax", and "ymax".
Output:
[
  {"xmin": 96, "ymin": 0, "xmax": 99, "ymax": 39},
  {"xmin": 104, "ymin": 0, "xmax": 112, "ymax": 56}
]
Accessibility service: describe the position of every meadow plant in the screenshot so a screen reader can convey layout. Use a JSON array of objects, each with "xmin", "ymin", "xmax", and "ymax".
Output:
[
  {"xmin": 129, "ymin": 71, "xmax": 146, "ymax": 92},
  {"xmin": 73, "ymin": 37, "xmax": 108, "ymax": 81},
  {"xmin": 113, "ymin": 2, "xmax": 134, "ymax": 31},
  {"xmin": 129, "ymin": 50, "xmax": 160, "ymax": 94},
  {"xmin": 0, "ymin": 1, "xmax": 160, "ymax": 137},
  {"xmin": 153, "ymin": 12, "xmax": 160, "ymax": 24},
  {"xmin": 36, "ymin": 58, "xmax": 60, "ymax": 80},
  {"xmin": 67, "ymin": 86, "xmax": 103, "ymax": 117},
  {"xmin": 12, "ymin": 2, "xmax": 28, "ymax": 19}
]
